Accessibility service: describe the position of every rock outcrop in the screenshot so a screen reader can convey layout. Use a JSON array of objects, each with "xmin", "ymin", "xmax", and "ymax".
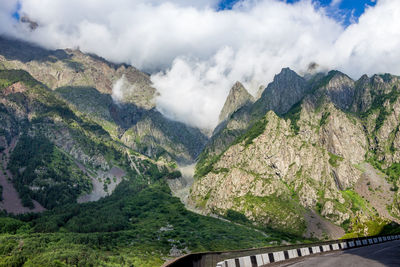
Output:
[
  {"xmin": 252, "ymin": 67, "xmax": 308, "ymax": 116},
  {"xmin": 219, "ymin": 82, "xmax": 254, "ymax": 123}
]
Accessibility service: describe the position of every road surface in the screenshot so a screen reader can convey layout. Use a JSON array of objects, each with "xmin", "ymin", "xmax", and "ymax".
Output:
[{"xmin": 276, "ymin": 240, "xmax": 400, "ymax": 267}]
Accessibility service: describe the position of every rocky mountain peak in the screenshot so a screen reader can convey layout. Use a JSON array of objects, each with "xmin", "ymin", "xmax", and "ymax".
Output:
[
  {"xmin": 370, "ymin": 74, "xmax": 399, "ymax": 91},
  {"xmin": 274, "ymin": 67, "xmax": 300, "ymax": 82},
  {"xmin": 359, "ymin": 74, "xmax": 369, "ymax": 81},
  {"xmin": 328, "ymin": 70, "xmax": 352, "ymax": 82},
  {"xmin": 218, "ymin": 81, "xmax": 254, "ymax": 122},
  {"xmin": 316, "ymin": 70, "xmax": 355, "ymax": 110},
  {"xmin": 252, "ymin": 67, "xmax": 308, "ymax": 116}
]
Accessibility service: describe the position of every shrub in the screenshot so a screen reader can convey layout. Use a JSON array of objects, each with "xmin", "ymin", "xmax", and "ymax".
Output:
[{"xmin": 0, "ymin": 217, "xmax": 26, "ymax": 234}]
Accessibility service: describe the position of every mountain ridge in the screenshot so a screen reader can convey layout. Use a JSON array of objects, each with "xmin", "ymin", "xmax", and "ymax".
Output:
[
  {"xmin": 0, "ymin": 35, "xmax": 208, "ymax": 164},
  {"xmin": 191, "ymin": 67, "xmax": 400, "ymax": 239}
]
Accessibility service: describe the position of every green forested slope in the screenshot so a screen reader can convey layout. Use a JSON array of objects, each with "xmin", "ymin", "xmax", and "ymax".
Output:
[{"xmin": 0, "ymin": 180, "xmax": 286, "ymax": 267}]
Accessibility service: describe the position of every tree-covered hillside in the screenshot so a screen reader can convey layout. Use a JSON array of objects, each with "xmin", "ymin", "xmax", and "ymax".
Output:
[{"xmin": 0, "ymin": 179, "xmax": 290, "ymax": 267}]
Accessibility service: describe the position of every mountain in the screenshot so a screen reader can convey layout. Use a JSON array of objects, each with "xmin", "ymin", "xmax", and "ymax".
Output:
[
  {"xmin": 0, "ymin": 36, "xmax": 207, "ymax": 163},
  {"xmin": 218, "ymin": 81, "xmax": 254, "ymax": 122},
  {"xmin": 196, "ymin": 68, "xmax": 310, "ymax": 177},
  {"xmin": 252, "ymin": 67, "xmax": 309, "ymax": 116},
  {"xmin": 191, "ymin": 69, "xmax": 400, "ymax": 239},
  {"xmin": 0, "ymin": 35, "xmax": 208, "ymax": 211},
  {"xmin": 314, "ymin": 70, "xmax": 355, "ymax": 110},
  {"xmin": 0, "ymin": 57, "xmax": 274, "ymax": 267},
  {"xmin": 0, "ymin": 36, "xmax": 155, "ymax": 109},
  {"xmin": 0, "ymin": 69, "xmax": 165, "ymax": 210}
]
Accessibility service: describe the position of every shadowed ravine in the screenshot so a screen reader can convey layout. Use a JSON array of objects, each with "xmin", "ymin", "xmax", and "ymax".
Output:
[{"xmin": 167, "ymin": 164, "xmax": 197, "ymax": 211}]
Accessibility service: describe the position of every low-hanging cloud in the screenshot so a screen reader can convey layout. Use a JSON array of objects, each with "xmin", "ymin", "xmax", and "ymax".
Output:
[
  {"xmin": 112, "ymin": 75, "xmax": 134, "ymax": 104},
  {"xmin": 1, "ymin": 0, "xmax": 400, "ymax": 129}
]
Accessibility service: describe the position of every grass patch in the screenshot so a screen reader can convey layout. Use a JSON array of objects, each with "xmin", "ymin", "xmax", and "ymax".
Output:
[
  {"xmin": 283, "ymin": 101, "xmax": 302, "ymax": 134},
  {"xmin": 341, "ymin": 190, "xmax": 369, "ymax": 214},
  {"xmin": 319, "ymin": 111, "xmax": 330, "ymax": 126},
  {"xmin": 234, "ymin": 193, "xmax": 306, "ymax": 236},
  {"xmin": 328, "ymin": 152, "xmax": 343, "ymax": 168}
]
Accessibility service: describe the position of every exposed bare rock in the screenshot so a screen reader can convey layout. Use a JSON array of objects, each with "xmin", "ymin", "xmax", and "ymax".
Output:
[
  {"xmin": 219, "ymin": 82, "xmax": 254, "ymax": 123},
  {"xmin": 318, "ymin": 103, "xmax": 367, "ymax": 164},
  {"xmin": 252, "ymin": 67, "xmax": 308, "ymax": 116},
  {"xmin": 191, "ymin": 95, "xmax": 397, "ymax": 236},
  {"xmin": 352, "ymin": 74, "xmax": 400, "ymax": 113},
  {"xmin": 200, "ymin": 67, "xmax": 310, "ymax": 168},
  {"xmin": 121, "ymin": 111, "xmax": 207, "ymax": 163},
  {"xmin": 2, "ymin": 82, "xmax": 29, "ymax": 95},
  {"xmin": 0, "ymin": 36, "xmax": 156, "ymax": 110},
  {"xmin": 77, "ymin": 165, "xmax": 126, "ymax": 203},
  {"xmin": 317, "ymin": 71, "xmax": 355, "ymax": 110}
]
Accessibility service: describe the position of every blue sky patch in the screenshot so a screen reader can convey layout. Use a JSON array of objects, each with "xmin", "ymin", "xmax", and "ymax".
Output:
[
  {"xmin": 218, "ymin": 0, "xmax": 377, "ymax": 25},
  {"xmin": 12, "ymin": 1, "xmax": 21, "ymax": 20}
]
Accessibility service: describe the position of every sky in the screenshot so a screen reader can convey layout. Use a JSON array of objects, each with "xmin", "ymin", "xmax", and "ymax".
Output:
[
  {"xmin": 0, "ymin": 0, "xmax": 398, "ymax": 130},
  {"xmin": 219, "ymin": 1, "xmax": 377, "ymax": 24}
]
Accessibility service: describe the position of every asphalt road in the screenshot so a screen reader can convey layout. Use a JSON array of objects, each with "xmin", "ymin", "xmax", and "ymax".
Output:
[{"xmin": 276, "ymin": 240, "xmax": 400, "ymax": 267}]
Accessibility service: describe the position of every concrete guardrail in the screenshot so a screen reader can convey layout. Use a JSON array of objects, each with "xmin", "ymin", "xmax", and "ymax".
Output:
[{"xmin": 162, "ymin": 234, "xmax": 400, "ymax": 267}]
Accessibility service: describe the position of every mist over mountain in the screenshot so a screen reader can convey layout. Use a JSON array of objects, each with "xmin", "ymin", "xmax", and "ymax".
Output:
[{"xmin": 1, "ymin": 0, "xmax": 399, "ymax": 129}]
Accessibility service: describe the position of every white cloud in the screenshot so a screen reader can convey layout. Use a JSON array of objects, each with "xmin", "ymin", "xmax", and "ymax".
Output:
[
  {"xmin": 1, "ymin": 0, "xmax": 400, "ymax": 129},
  {"xmin": 112, "ymin": 75, "xmax": 127, "ymax": 103},
  {"xmin": 0, "ymin": 0, "xmax": 18, "ymax": 30},
  {"xmin": 152, "ymin": 47, "xmax": 235, "ymax": 128},
  {"xmin": 333, "ymin": 0, "xmax": 400, "ymax": 77},
  {"xmin": 330, "ymin": 0, "xmax": 342, "ymax": 7}
]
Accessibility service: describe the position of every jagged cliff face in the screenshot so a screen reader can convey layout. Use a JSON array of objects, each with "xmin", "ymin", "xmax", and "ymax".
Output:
[
  {"xmin": 121, "ymin": 111, "xmax": 208, "ymax": 163},
  {"xmin": 314, "ymin": 71, "xmax": 355, "ymax": 110},
  {"xmin": 197, "ymin": 68, "xmax": 310, "ymax": 176},
  {"xmin": 252, "ymin": 68, "xmax": 309, "ymax": 116},
  {"xmin": 191, "ymin": 69, "xmax": 400, "ymax": 239},
  {"xmin": 0, "ymin": 36, "xmax": 207, "ymax": 163},
  {"xmin": 219, "ymin": 82, "xmax": 254, "ymax": 123}
]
